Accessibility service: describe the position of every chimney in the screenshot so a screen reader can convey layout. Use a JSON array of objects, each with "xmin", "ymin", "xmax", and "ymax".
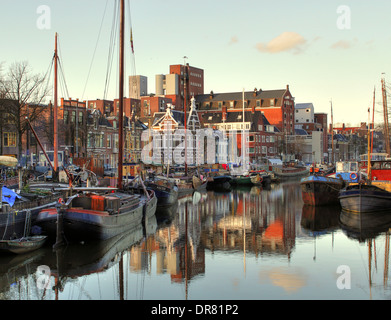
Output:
[
  {"xmin": 209, "ymin": 91, "xmax": 214, "ymax": 99},
  {"xmin": 253, "ymin": 88, "xmax": 257, "ymax": 97}
]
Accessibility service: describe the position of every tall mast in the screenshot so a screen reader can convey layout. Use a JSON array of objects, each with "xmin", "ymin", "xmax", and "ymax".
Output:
[
  {"xmin": 53, "ymin": 33, "xmax": 59, "ymax": 172},
  {"xmin": 382, "ymin": 77, "xmax": 390, "ymax": 156},
  {"xmin": 117, "ymin": 0, "xmax": 125, "ymax": 189},
  {"xmin": 371, "ymin": 87, "xmax": 375, "ymax": 154},
  {"xmin": 242, "ymin": 89, "xmax": 245, "ymax": 170},
  {"xmin": 183, "ymin": 56, "xmax": 188, "ymax": 176},
  {"xmin": 330, "ymin": 100, "xmax": 334, "ymax": 164}
]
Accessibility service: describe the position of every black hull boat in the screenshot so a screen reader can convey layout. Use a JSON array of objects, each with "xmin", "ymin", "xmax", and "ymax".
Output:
[
  {"xmin": 206, "ymin": 175, "xmax": 232, "ymax": 192},
  {"xmin": 144, "ymin": 179, "xmax": 178, "ymax": 207},
  {"xmin": 36, "ymin": 189, "xmax": 157, "ymax": 243},
  {"xmin": 339, "ymin": 183, "xmax": 391, "ymax": 213},
  {"xmin": 301, "ymin": 175, "xmax": 345, "ymax": 206}
]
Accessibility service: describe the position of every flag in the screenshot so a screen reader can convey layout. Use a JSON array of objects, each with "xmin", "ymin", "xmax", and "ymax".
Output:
[{"xmin": 130, "ymin": 28, "xmax": 134, "ymax": 54}]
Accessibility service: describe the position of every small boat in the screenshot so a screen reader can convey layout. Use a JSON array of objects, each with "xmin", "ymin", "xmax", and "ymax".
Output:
[
  {"xmin": 273, "ymin": 166, "xmax": 309, "ymax": 178},
  {"xmin": 36, "ymin": 188, "xmax": 157, "ymax": 242},
  {"xmin": 144, "ymin": 178, "xmax": 178, "ymax": 207},
  {"xmin": 0, "ymin": 156, "xmax": 17, "ymax": 167},
  {"xmin": 0, "ymin": 235, "xmax": 47, "ymax": 254},
  {"xmin": 301, "ymin": 175, "xmax": 346, "ymax": 206},
  {"xmin": 231, "ymin": 173, "xmax": 262, "ymax": 186},
  {"xmin": 206, "ymin": 175, "xmax": 232, "ymax": 192}
]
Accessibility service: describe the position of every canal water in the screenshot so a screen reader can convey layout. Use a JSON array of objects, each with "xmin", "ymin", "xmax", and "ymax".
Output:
[{"xmin": 1, "ymin": 179, "xmax": 391, "ymax": 301}]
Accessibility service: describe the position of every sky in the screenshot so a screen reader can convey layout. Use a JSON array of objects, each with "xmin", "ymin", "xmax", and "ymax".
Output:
[{"xmin": 1, "ymin": 0, "xmax": 391, "ymax": 126}]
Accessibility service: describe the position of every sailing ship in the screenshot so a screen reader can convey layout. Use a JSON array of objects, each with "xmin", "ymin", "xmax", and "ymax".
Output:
[
  {"xmin": 36, "ymin": 1, "xmax": 157, "ymax": 244},
  {"xmin": 339, "ymin": 84, "xmax": 391, "ymax": 213}
]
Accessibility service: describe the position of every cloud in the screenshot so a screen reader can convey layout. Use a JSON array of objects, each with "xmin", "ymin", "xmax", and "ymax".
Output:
[
  {"xmin": 228, "ymin": 36, "xmax": 238, "ymax": 45},
  {"xmin": 256, "ymin": 32, "xmax": 307, "ymax": 54},
  {"xmin": 330, "ymin": 40, "xmax": 353, "ymax": 49},
  {"xmin": 330, "ymin": 38, "xmax": 358, "ymax": 50}
]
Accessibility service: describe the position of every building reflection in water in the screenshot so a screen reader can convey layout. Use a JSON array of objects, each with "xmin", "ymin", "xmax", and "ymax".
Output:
[{"xmin": 130, "ymin": 181, "xmax": 304, "ymax": 287}]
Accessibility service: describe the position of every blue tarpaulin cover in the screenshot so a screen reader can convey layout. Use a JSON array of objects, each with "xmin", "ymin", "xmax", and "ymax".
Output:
[{"xmin": 1, "ymin": 186, "xmax": 21, "ymax": 207}]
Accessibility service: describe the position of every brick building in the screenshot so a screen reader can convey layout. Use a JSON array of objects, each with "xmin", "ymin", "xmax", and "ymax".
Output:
[
  {"xmin": 195, "ymin": 86, "xmax": 294, "ymax": 135},
  {"xmin": 155, "ymin": 64, "xmax": 204, "ymax": 110}
]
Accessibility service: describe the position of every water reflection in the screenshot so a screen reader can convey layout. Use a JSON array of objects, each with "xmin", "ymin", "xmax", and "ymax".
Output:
[
  {"xmin": 340, "ymin": 209, "xmax": 391, "ymax": 241},
  {"xmin": 1, "ymin": 180, "xmax": 391, "ymax": 299}
]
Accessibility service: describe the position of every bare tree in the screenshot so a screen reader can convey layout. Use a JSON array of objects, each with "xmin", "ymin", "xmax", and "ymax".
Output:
[{"xmin": 0, "ymin": 61, "xmax": 50, "ymax": 160}]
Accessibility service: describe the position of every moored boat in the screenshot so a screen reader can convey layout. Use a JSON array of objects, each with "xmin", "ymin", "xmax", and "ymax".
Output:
[
  {"xmin": 0, "ymin": 235, "xmax": 47, "ymax": 254},
  {"xmin": 206, "ymin": 175, "xmax": 232, "ymax": 192},
  {"xmin": 230, "ymin": 172, "xmax": 262, "ymax": 186},
  {"xmin": 36, "ymin": 188, "xmax": 156, "ymax": 242},
  {"xmin": 301, "ymin": 175, "xmax": 345, "ymax": 206},
  {"xmin": 273, "ymin": 166, "xmax": 309, "ymax": 178},
  {"xmin": 339, "ymin": 182, "xmax": 391, "ymax": 213},
  {"xmin": 144, "ymin": 178, "xmax": 178, "ymax": 207}
]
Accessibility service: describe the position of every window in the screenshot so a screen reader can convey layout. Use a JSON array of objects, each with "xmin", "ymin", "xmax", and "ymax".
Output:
[
  {"xmin": 270, "ymin": 99, "xmax": 275, "ymax": 106},
  {"xmin": 3, "ymin": 132, "xmax": 16, "ymax": 147},
  {"xmin": 230, "ymin": 101, "xmax": 234, "ymax": 108},
  {"xmin": 256, "ymin": 100, "xmax": 260, "ymax": 107},
  {"xmin": 3, "ymin": 113, "xmax": 13, "ymax": 124}
]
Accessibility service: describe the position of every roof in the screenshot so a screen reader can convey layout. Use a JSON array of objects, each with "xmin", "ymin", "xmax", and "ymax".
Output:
[
  {"xmin": 195, "ymin": 88, "xmax": 289, "ymax": 110},
  {"xmin": 152, "ymin": 109, "xmax": 185, "ymax": 127},
  {"xmin": 295, "ymin": 103, "xmax": 314, "ymax": 109},
  {"xmin": 295, "ymin": 128, "xmax": 308, "ymax": 135}
]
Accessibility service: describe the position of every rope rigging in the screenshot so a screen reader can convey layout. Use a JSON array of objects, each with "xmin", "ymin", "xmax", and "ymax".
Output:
[{"xmin": 81, "ymin": 0, "xmax": 110, "ymax": 101}]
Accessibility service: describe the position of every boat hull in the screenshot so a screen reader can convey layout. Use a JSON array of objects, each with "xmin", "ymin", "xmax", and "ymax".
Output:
[
  {"xmin": 36, "ymin": 192, "xmax": 157, "ymax": 242},
  {"xmin": 145, "ymin": 182, "xmax": 178, "ymax": 207},
  {"xmin": 301, "ymin": 175, "xmax": 344, "ymax": 206},
  {"xmin": 231, "ymin": 176, "xmax": 253, "ymax": 185},
  {"xmin": 339, "ymin": 184, "xmax": 391, "ymax": 213},
  {"xmin": 207, "ymin": 176, "xmax": 232, "ymax": 192},
  {"xmin": 0, "ymin": 236, "xmax": 47, "ymax": 254}
]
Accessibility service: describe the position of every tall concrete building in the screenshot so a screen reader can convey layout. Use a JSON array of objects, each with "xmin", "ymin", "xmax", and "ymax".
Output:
[
  {"xmin": 155, "ymin": 64, "xmax": 204, "ymax": 110},
  {"xmin": 129, "ymin": 75, "xmax": 148, "ymax": 99}
]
